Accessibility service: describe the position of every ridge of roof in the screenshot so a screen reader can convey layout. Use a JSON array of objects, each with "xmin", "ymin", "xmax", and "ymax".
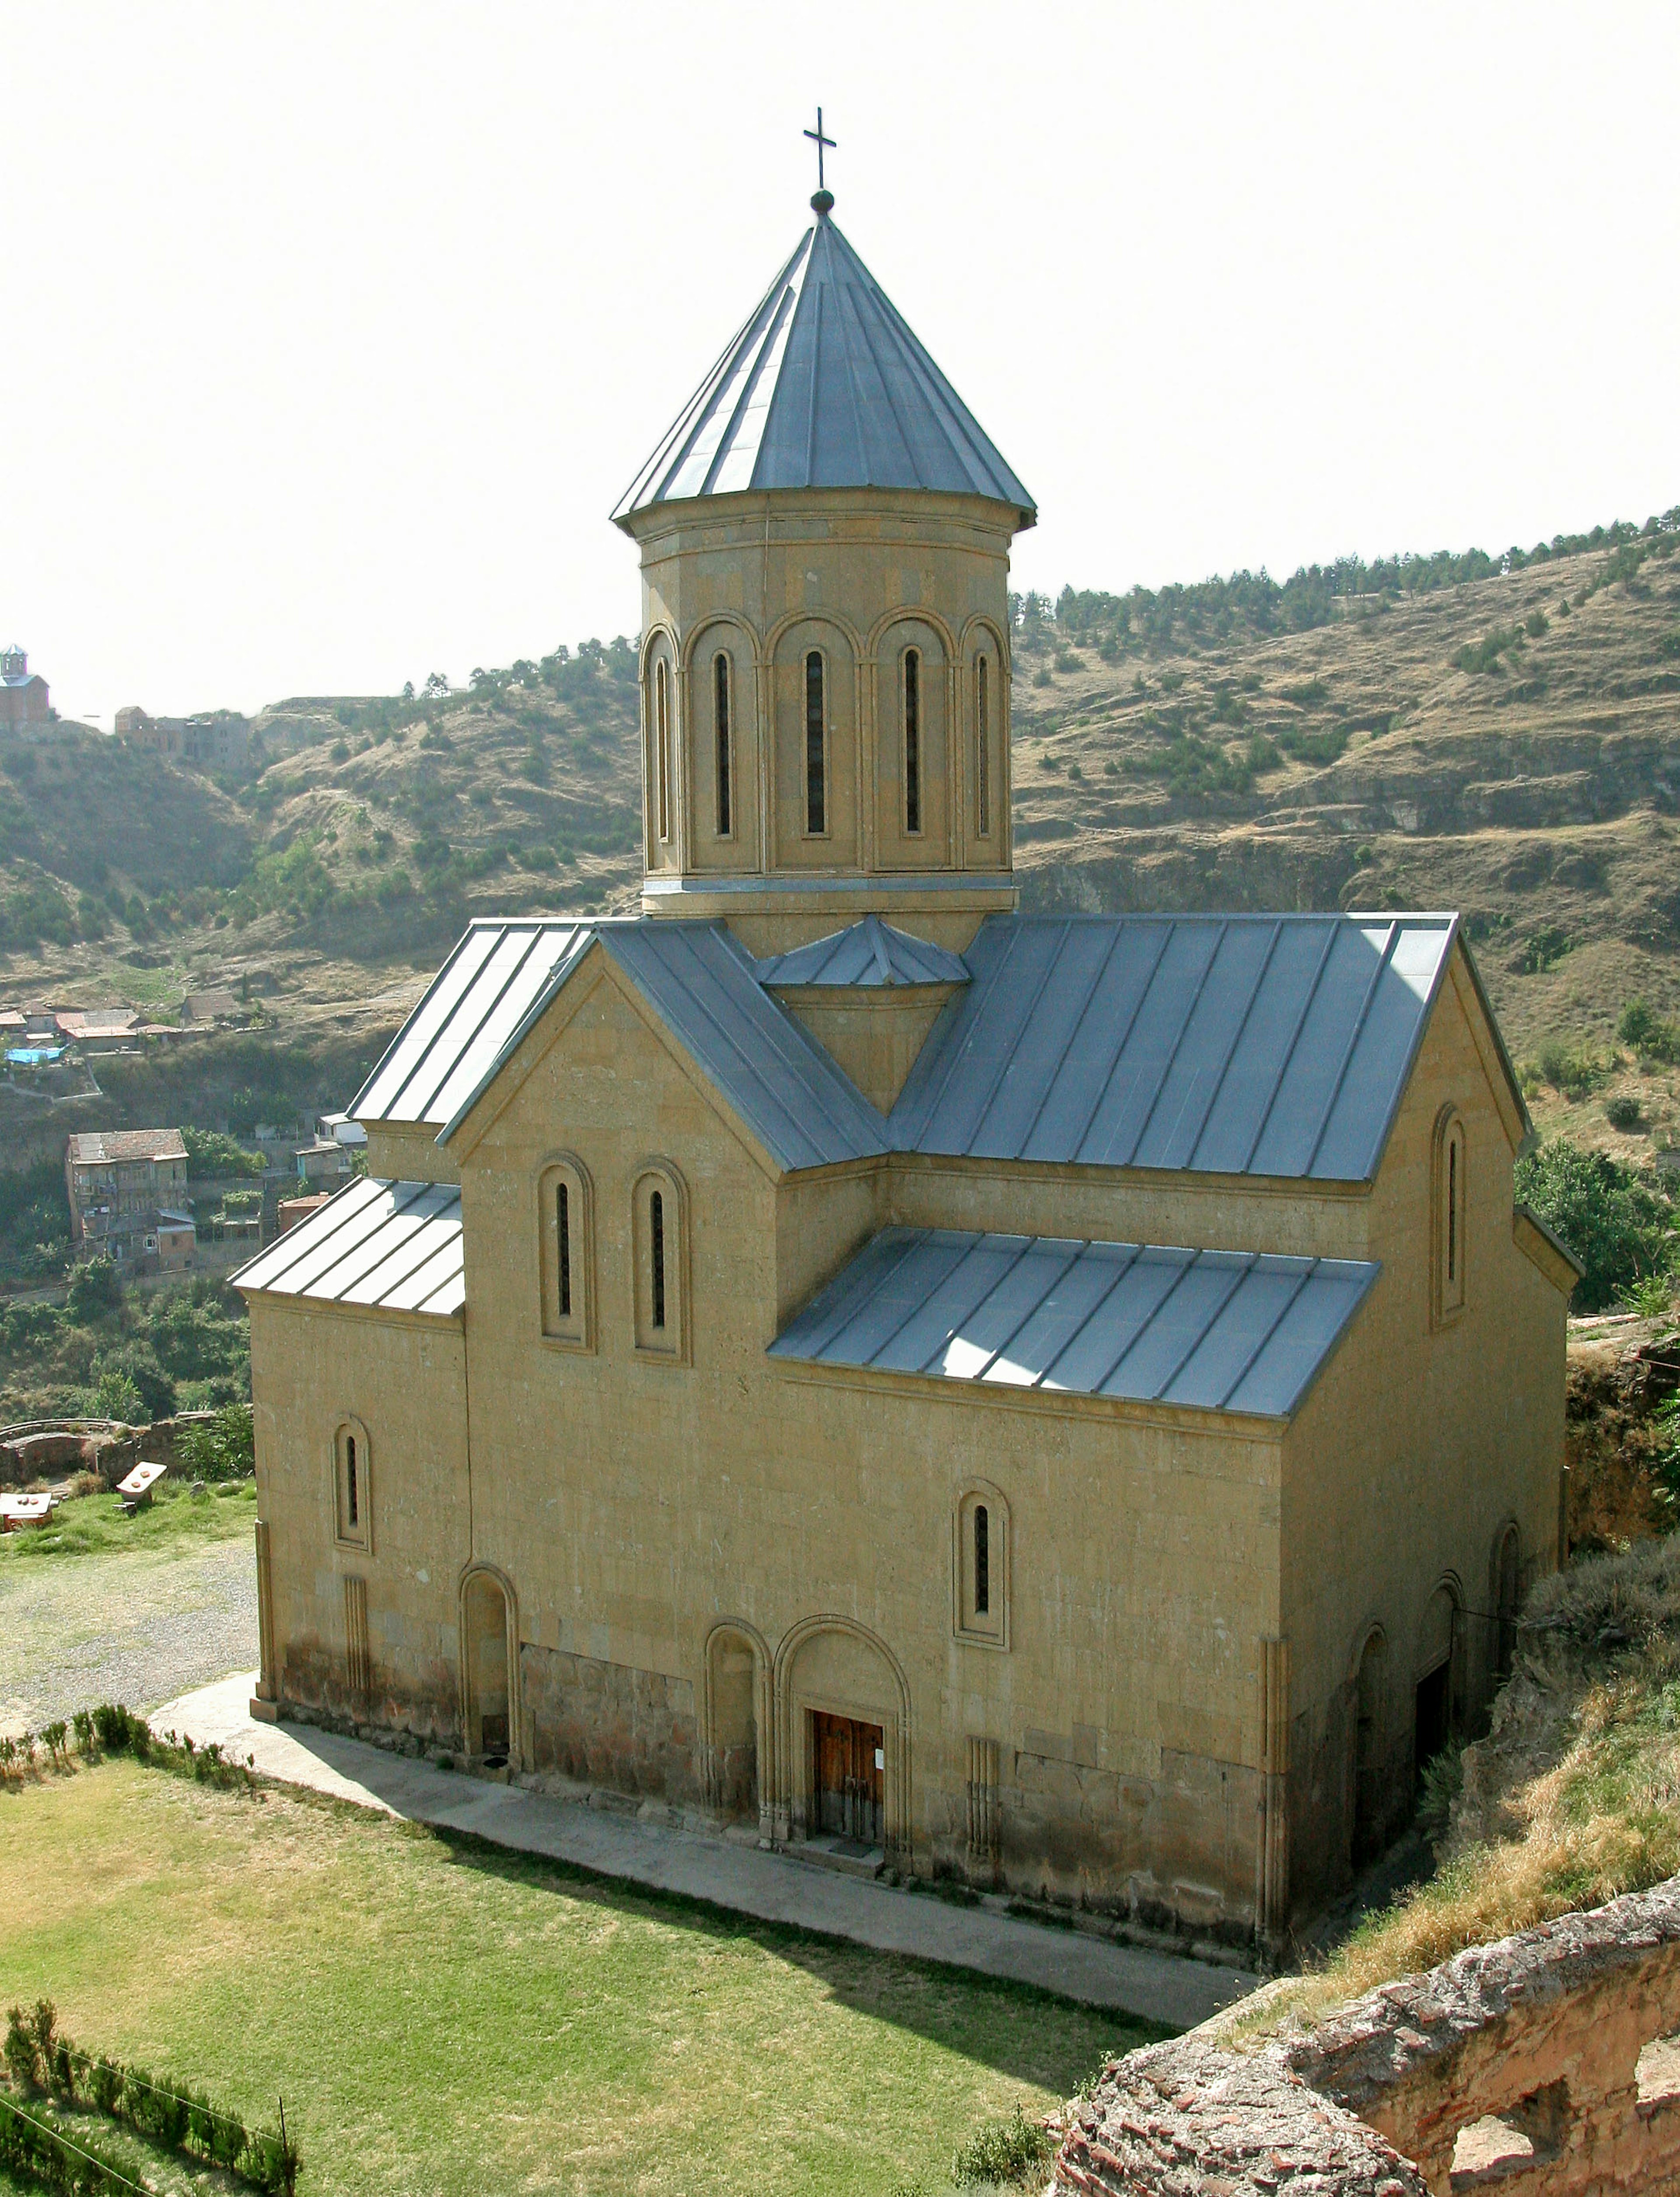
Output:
[
  {"xmin": 612, "ymin": 213, "xmax": 1034, "ymax": 527},
  {"xmin": 350, "ymin": 908, "xmax": 1477, "ymax": 1187}
]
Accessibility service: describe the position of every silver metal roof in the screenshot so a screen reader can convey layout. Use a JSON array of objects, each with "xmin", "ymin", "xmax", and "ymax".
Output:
[
  {"xmin": 756, "ymin": 915, "xmax": 969, "ymax": 989},
  {"xmin": 234, "ymin": 1178, "xmax": 465, "ymax": 1319},
  {"xmin": 613, "ymin": 211, "xmax": 1034, "ymax": 527},
  {"xmin": 351, "ymin": 918, "xmax": 888, "ymax": 1172},
  {"xmin": 889, "ymin": 914, "xmax": 1460, "ymax": 1182},
  {"xmin": 770, "ymin": 1227, "xmax": 1378, "ymax": 1419}
]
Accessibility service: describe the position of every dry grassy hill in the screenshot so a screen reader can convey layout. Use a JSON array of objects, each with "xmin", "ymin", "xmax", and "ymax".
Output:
[{"xmin": 1, "ymin": 522, "xmax": 1676, "ymax": 1156}]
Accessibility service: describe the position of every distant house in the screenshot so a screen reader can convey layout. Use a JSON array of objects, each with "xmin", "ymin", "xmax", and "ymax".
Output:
[
  {"xmin": 294, "ymin": 1139, "xmax": 349, "ymax": 1186},
  {"xmin": 54, "ymin": 1008, "xmax": 141, "ymax": 1050},
  {"xmin": 64, "ymin": 1128, "xmax": 193, "ymax": 1272},
  {"xmin": 115, "ymin": 706, "xmax": 249, "ymax": 771},
  {"xmin": 182, "ymin": 989, "xmax": 247, "ymax": 1028},
  {"xmin": 316, "ymin": 1110, "xmax": 369, "ymax": 1154},
  {"xmin": 0, "ymin": 647, "xmax": 50, "ymax": 729},
  {"xmin": 277, "ymin": 1191, "xmax": 332, "ymax": 1235}
]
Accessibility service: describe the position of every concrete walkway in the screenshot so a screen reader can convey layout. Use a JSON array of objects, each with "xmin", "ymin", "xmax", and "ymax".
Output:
[{"xmin": 154, "ymin": 1672, "xmax": 1256, "ymax": 2030}]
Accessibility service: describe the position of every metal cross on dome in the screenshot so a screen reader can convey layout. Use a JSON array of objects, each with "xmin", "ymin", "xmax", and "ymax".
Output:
[{"xmin": 804, "ymin": 107, "xmax": 836, "ymax": 193}]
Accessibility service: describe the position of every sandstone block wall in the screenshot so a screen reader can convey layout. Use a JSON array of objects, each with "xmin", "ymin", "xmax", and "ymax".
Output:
[{"xmin": 1054, "ymin": 1879, "xmax": 1680, "ymax": 2195}]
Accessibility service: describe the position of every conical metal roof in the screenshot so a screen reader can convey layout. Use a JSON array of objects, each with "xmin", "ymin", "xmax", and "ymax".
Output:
[{"xmin": 613, "ymin": 206, "xmax": 1034, "ymax": 528}]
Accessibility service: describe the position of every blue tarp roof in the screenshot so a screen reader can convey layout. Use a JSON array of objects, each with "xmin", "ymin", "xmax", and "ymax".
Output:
[
  {"xmin": 770, "ymin": 1227, "xmax": 1379, "ymax": 1419},
  {"xmin": 613, "ymin": 211, "xmax": 1034, "ymax": 527}
]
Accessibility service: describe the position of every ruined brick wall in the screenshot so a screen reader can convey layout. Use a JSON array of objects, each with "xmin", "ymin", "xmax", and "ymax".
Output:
[{"xmin": 1054, "ymin": 1879, "xmax": 1680, "ymax": 2195}]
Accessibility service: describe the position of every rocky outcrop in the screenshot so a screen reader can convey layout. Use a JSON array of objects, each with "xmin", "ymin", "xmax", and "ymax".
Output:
[{"xmin": 1055, "ymin": 1880, "xmax": 1680, "ymax": 2194}]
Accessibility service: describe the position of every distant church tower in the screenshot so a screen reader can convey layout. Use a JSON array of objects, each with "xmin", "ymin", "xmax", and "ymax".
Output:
[{"xmin": 613, "ymin": 173, "xmax": 1034, "ymax": 955}]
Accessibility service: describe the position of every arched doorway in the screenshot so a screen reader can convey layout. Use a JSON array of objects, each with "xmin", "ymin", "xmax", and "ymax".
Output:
[
  {"xmin": 705, "ymin": 1623, "xmax": 764, "ymax": 1825},
  {"xmin": 462, "ymin": 1571, "xmax": 513, "ymax": 1767},
  {"xmin": 1352, "ymin": 1629, "xmax": 1389, "ymax": 1867},
  {"xmin": 774, "ymin": 1617, "xmax": 911, "ymax": 1864}
]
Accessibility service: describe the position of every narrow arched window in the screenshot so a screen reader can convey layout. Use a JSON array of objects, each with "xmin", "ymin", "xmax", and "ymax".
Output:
[
  {"xmin": 714, "ymin": 653, "xmax": 732, "ymax": 837},
  {"xmin": 805, "ymin": 651, "xmax": 826, "ymax": 835},
  {"xmin": 334, "ymin": 1419, "xmax": 371, "ymax": 1551},
  {"xmin": 650, "ymin": 1190, "xmax": 666, "ymax": 1330},
  {"xmin": 1433, "ymin": 1109, "xmax": 1467, "ymax": 1323},
  {"xmin": 956, "ymin": 1486, "xmax": 1006, "ymax": 1644},
  {"xmin": 655, "ymin": 660, "xmax": 671, "ymax": 843},
  {"xmin": 973, "ymin": 1503, "xmax": 989, "ymax": 1614},
  {"xmin": 556, "ymin": 1181, "xmax": 571, "ymax": 1318},
  {"xmin": 976, "ymin": 654, "xmax": 990, "ymax": 837},
  {"xmin": 903, "ymin": 648, "xmax": 921, "ymax": 835},
  {"xmin": 346, "ymin": 1436, "xmax": 359, "ymax": 1529}
]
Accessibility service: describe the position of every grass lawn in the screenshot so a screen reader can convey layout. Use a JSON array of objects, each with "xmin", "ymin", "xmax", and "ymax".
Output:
[
  {"xmin": 0, "ymin": 1762, "xmax": 1158, "ymax": 2195},
  {"xmin": 0, "ymin": 1479, "xmax": 256, "ymax": 1567}
]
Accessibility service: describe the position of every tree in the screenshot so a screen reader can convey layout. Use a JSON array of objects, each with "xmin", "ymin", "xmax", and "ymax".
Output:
[{"xmin": 1513, "ymin": 1138, "xmax": 1675, "ymax": 1311}]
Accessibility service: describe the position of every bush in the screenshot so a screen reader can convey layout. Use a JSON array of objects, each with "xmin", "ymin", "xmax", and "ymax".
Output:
[
  {"xmin": 64, "ymin": 1256, "xmax": 122, "ymax": 1321},
  {"xmin": 1619, "ymin": 997, "xmax": 1680, "ymax": 1064},
  {"xmin": 1514, "ymin": 1137, "xmax": 1675, "ymax": 1311},
  {"xmin": 1536, "ymin": 1036, "xmax": 1607, "ymax": 1098},
  {"xmin": 951, "ymin": 2102, "xmax": 1054, "ymax": 2189},
  {"xmin": 1606, "ymin": 1095, "xmax": 1642, "ymax": 1130},
  {"xmin": 174, "ymin": 1403, "xmax": 254, "ymax": 1481},
  {"xmin": 181, "ymin": 1127, "xmax": 264, "ymax": 1180},
  {"xmin": 1518, "ymin": 925, "xmax": 1572, "ymax": 975}
]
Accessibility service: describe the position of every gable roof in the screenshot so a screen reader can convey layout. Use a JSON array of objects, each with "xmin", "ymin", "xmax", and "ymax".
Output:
[
  {"xmin": 234, "ymin": 1176, "xmax": 465, "ymax": 1318},
  {"xmin": 770, "ymin": 1226, "xmax": 1378, "ymax": 1420},
  {"xmin": 889, "ymin": 913, "xmax": 1469, "ymax": 1182},
  {"xmin": 66, "ymin": 1128, "xmax": 187, "ymax": 1166},
  {"xmin": 612, "ymin": 211, "xmax": 1034, "ymax": 528},
  {"xmin": 756, "ymin": 914, "xmax": 970, "ymax": 989},
  {"xmin": 350, "ymin": 918, "xmax": 888, "ymax": 1172}
]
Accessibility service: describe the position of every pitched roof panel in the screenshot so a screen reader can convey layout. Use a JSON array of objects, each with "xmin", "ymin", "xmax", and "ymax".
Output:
[
  {"xmin": 234, "ymin": 1179, "xmax": 465, "ymax": 1319},
  {"xmin": 891, "ymin": 914, "xmax": 1460, "ymax": 1182},
  {"xmin": 613, "ymin": 213, "xmax": 1034, "ymax": 526},
  {"xmin": 770, "ymin": 1227, "xmax": 1378, "ymax": 1419},
  {"xmin": 756, "ymin": 915, "xmax": 969, "ymax": 988}
]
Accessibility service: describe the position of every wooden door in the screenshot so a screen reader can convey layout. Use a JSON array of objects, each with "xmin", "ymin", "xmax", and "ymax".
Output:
[{"xmin": 812, "ymin": 1711, "xmax": 884, "ymax": 1844}]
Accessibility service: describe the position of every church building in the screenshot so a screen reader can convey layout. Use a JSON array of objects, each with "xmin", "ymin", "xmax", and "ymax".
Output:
[{"xmin": 237, "ymin": 178, "xmax": 1577, "ymax": 1943}]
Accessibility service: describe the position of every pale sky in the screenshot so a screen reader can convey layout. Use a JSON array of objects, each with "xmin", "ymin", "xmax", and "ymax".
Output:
[{"xmin": 6, "ymin": 3, "xmax": 1677, "ymax": 728}]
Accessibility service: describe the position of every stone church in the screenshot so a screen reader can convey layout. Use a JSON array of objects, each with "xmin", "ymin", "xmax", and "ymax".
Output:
[{"xmin": 238, "ymin": 183, "xmax": 1577, "ymax": 1942}]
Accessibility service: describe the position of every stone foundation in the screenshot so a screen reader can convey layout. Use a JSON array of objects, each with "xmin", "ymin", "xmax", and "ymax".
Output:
[
  {"xmin": 520, "ymin": 1643, "xmax": 698, "ymax": 1806},
  {"xmin": 1054, "ymin": 1879, "xmax": 1680, "ymax": 2195}
]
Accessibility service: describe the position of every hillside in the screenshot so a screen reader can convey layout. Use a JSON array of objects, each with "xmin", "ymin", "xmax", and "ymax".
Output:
[{"xmin": 1, "ymin": 517, "xmax": 1677, "ymax": 1156}]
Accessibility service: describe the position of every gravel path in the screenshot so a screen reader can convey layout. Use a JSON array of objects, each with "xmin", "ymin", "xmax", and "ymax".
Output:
[{"xmin": 0, "ymin": 1536, "xmax": 258, "ymax": 1736}]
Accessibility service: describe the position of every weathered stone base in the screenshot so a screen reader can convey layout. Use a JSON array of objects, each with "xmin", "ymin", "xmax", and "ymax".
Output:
[
  {"xmin": 1056, "ymin": 1879, "xmax": 1680, "ymax": 2195},
  {"xmin": 520, "ymin": 1643, "xmax": 698, "ymax": 1807}
]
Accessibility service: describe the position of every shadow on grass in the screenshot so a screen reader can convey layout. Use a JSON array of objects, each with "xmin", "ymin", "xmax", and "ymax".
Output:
[{"xmin": 412, "ymin": 1817, "xmax": 1171, "ymax": 2085}]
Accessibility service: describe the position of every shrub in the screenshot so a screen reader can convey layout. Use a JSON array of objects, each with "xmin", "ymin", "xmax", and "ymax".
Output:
[
  {"xmin": 1525, "ymin": 608, "xmax": 1550, "ymax": 638},
  {"xmin": 181, "ymin": 1127, "xmax": 264, "ymax": 1180},
  {"xmin": 1536, "ymin": 1037, "xmax": 1607, "ymax": 1098},
  {"xmin": 1518, "ymin": 925, "xmax": 1572, "ymax": 975},
  {"xmin": 1606, "ymin": 1095, "xmax": 1642, "ymax": 1130},
  {"xmin": 951, "ymin": 2101, "xmax": 1054, "ymax": 2188},
  {"xmin": 1619, "ymin": 997, "xmax": 1680, "ymax": 1064},
  {"xmin": 1514, "ymin": 1137, "xmax": 1675, "ymax": 1311},
  {"xmin": 174, "ymin": 1403, "xmax": 255, "ymax": 1481},
  {"xmin": 64, "ymin": 1256, "xmax": 122, "ymax": 1321}
]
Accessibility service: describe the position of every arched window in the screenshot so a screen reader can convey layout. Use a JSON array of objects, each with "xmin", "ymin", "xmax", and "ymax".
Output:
[
  {"xmin": 903, "ymin": 648, "xmax": 921, "ymax": 835},
  {"xmin": 654, "ymin": 659, "xmax": 671, "ymax": 844},
  {"xmin": 633, "ymin": 1164, "xmax": 688, "ymax": 1361},
  {"xmin": 713, "ymin": 653, "xmax": 733, "ymax": 837},
  {"xmin": 955, "ymin": 1485, "xmax": 1007, "ymax": 1645},
  {"xmin": 334, "ymin": 1418, "xmax": 371, "ymax": 1552},
  {"xmin": 975, "ymin": 654, "xmax": 991, "ymax": 838},
  {"xmin": 804, "ymin": 651, "xmax": 826, "ymax": 835},
  {"xmin": 1432, "ymin": 1108, "xmax": 1467, "ymax": 1325},
  {"xmin": 537, "ymin": 1155, "xmax": 593, "ymax": 1349}
]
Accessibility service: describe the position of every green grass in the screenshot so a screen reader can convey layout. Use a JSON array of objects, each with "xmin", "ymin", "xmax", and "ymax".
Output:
[
  {"xmin": 0, "ymin": 1763, "xmax": 1153, "ymax": 2195},
  {"xmin": 0, "ymin": 1479, "xmax": 256, "ymax": 1565}
]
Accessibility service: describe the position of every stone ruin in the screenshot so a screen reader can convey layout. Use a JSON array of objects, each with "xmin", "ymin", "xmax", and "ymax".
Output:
[{"xmin": 1053, "ymin": 1878, "xmax": 1680, "ymax": 2194}]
